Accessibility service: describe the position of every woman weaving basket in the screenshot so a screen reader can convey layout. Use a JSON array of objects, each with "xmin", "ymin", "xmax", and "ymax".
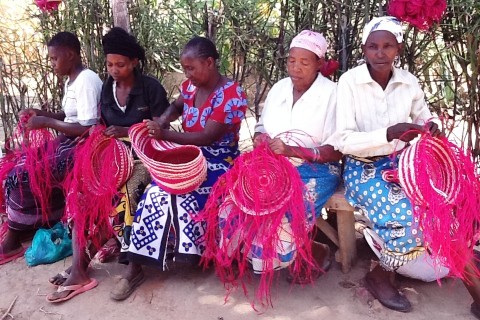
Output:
[
  {"xmin": 0, "ymin": 32, "xmax": 102, "ymax": 265},
  {"xmin": 110, "ymin": 36, "xmax": 248, "ymax": 301},
  {"xmin": 46, "ymin": 27, "xmax": 169, "ymax": 303},
  {"xmin": 334, "ymin": 16, "xmax": 480, "ymax": 317},
  {"xmin": 251, "ymin": 30, "xmax": 342, "ymax": 282},
  {"xmin": 191, "ymin": 31, "xmax": 343, "ymax": 307},
  {"xmin": 204, "ymin": 31, "xmax": 342, "ymax": 301}
]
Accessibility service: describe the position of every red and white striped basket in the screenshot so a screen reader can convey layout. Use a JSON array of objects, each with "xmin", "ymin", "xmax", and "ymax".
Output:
[
  {"xmin": 398, "ymin": 136, "xmax": 460, "ymax": 206},
  {"xmin": 128, "ymin": 123, "xmax": 207, "ymax": 195},
  {"xmin": 88, "ymin": 134, "xmax": 134, "ymax": 194}
]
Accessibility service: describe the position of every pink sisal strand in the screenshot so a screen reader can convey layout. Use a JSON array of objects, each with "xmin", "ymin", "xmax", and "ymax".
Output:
[
  {"xmin": 63, "ymin": 126, "xmax": 133, "ymax": 251},
  {"xmin": 199, "ymin": 142, "xmax": 317, "ymax": 309},
  {"xmin": 0, "ymin": 154, "xmax": 18, "ymax": 209},
  {"xmin": 22, "ymin": 129, "xmax": 57, "ymax": 225},
  {"xmin": 1, "ymin": 114, "xmax": 55, "ymax": 224}
]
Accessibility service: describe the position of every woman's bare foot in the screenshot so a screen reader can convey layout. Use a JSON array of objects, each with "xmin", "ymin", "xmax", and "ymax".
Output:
[
  {"xmin": 0, "ymin": 229, "xmax": 25, "ymax": 265},
  {"xmin": 49, "ymin": 266, "xmax": 72, "ymax": 286},
  {"xmin": 46, "ymin": 265, "xmax": 92, "ymax": 302}
]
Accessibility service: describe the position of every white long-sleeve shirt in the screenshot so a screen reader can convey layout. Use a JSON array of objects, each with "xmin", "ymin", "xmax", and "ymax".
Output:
[
  {"xmin": 334, "ymin": 64, "xmax": 433, "ymax": 157},
  {"xmin": 255, "ymin": 74, "xmax": 337, "ymax": 148}
]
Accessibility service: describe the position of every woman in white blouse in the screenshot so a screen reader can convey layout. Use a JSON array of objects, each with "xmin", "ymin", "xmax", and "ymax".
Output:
[
  {"xmin": 335, "ymin": 16, "xmax": 480, "ymax": 317},
  {"xmin": 0, "ymin": 32, "xmax": 102, "ymax": 265},
  {"xmin": 252, "ymin": 30, "xmax": 342, "ymax": 282}
]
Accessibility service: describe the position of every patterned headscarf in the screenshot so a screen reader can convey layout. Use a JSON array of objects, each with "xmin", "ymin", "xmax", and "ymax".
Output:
[
  {"xmin": 290, "ymin": 30, "xmax": 328, "ymax": 59},
  {"xmin": 361, "ymin": 16, "xmax": 404, "ymax": 45}
]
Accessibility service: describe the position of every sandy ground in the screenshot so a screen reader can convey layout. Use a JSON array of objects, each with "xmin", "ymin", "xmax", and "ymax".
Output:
[{"xmin": 0, "ymin": 238, "xmax": 477, "ymax": 320}]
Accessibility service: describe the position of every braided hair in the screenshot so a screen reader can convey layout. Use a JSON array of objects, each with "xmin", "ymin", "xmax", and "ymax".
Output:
[
  {"xmin": 102, "ymin": 27, "xmax": 146, "ymax": 69},
  {"xmin": 47, "ymin": 32, "xmax": 81, "ymax": 55},
  {"xmin": 182, "ymin": 36, "xmax": 219, "ymax": 60}
]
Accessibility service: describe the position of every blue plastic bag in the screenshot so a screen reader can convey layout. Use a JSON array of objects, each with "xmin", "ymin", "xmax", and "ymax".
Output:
[{"xmin": 25, "ymin": 222, "xmax": 73, "ymax": 266}]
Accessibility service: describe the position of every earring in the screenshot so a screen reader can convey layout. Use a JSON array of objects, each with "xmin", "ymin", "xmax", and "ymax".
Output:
[
  {"xmin": 394, "ymin": 55, "xmax": 401, "ymax": 67},
  {"xmin": 357, "ymin": 55, "xmax": 366, "ymax": 66}
]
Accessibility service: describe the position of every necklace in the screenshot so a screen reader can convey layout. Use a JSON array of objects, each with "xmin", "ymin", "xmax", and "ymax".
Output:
[{"xmin": 113, "ymin": 80, "xmax": 127, "ymax": 112}]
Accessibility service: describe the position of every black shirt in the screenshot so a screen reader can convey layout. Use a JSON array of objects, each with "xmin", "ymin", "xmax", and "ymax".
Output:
[{"xmin": 100, "ymin": 71, "xmax": 169, "ymax": 127}]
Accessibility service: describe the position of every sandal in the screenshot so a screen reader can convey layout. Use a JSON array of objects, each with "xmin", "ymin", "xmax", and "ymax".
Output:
[
  {"xmin": 0, "ymin": 247, "xmax": 26, "ymax": 265},
  {"xmin": 46, "ymin": 278, "xmax": 98, "ymax": 303}
]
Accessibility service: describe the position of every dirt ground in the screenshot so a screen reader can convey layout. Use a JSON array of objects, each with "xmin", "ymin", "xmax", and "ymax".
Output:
[{"xmin": 0, "ymin": 237, "xmax": 477, "ymax": 320}]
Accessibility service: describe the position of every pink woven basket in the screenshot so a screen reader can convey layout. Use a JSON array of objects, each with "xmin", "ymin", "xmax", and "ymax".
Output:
[
  {"xmin": 89, "ymin": 137, "xmax": 134, "ymax": 193},
  {"xmin": 228, "ymin": 149, "xmax": 292, "ymax": 216},
  {"xmin": 128, "ymin": 123, "xmax": 207, "ymax": 194}
]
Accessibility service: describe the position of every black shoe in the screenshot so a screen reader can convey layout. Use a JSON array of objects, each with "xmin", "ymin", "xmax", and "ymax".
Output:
[
  {"xmin": 471, "ymin": 302, "xmax": 480, "ymax": 319},
  {"xmin": 364, "ymin": 275, "xmax": 412, "ymax": 312}
]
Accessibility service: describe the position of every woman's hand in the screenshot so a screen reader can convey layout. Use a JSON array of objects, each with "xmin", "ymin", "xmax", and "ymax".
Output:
[
  {"xmin": 145, "ymin": 120, "xmax": 164, "ymax": 140},
  {"xmin": 19, "ymin": 108, "xmax": 40, "ymax": 119},
  {"xmin": 268, "ymin": 138, "xmax": 292, "ymax": 156},
  {"xmin": 104, "ymin": 125, "xmax": 129, "ymax": 138},
  {"xmin": 386, "ymin": 123, "xmax": 424, "ymax": 142},
  {"xmin": 426, "ymin": 121, "xmax": 442, "ymax": 137},
  {"xmin": 253, "ymin": 133, "xmax": 270, "ymax": 148},
  {"xmin": 25, "ymin": 115, "xmax": 50, "ymax": 130},
  {"xmin": 315, "ymin": 145, "xmax": 343, "ymax": 163},
  {"xmin": 155, "ymin": 116, "xmax": 170, "ymax": 130}
]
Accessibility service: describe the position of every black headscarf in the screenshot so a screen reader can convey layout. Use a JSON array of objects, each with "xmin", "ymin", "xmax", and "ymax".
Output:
[{"xmin": 102, "ymin": 27, "xmax": 146, "ymax": 62}]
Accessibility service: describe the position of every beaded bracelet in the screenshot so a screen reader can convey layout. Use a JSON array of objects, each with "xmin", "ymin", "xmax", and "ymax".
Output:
[{"xmin": 312, "ymin": 147, "xmax": 321, "ymax": 162}]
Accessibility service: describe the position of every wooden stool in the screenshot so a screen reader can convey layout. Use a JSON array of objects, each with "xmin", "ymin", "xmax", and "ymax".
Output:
[{"xmin": 316, "ymin": 188, "xmax": 357, "ymax": 273}]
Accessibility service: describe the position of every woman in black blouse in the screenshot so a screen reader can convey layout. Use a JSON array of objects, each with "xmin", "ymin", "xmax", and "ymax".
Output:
[{"xmin": 47, "ymin": 27, "xmax": 169, "ymax": 303}]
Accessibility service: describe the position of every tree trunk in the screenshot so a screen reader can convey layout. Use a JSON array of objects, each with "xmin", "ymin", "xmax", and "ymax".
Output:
[{"xmin": 111, "ymin": 0, "xmax": 130, "ymax": 32}]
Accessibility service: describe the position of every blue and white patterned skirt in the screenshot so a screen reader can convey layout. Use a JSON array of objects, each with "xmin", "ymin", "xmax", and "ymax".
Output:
[
  {"xmin": 343, "ymin": 155, "xmax": 449, "ymax": 280},
  {"xmin": 126, "ymin": 146, "xmax": 236, "ymax": 269},
  {"xmin": 220, "ymin": 161, "xmax": 341, "ymax": 273}
]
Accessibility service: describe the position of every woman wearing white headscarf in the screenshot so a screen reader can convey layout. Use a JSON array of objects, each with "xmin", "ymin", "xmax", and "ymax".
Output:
[
  {"xmin": 334, "ymin": 16, "xmax": 480, "ymax": 316},
  {"xmin": 201, "ymin": 31, "xmax": 341, "ymax": 307},
  {"xmin": 247, "ymin": 30, "xmax": 342, "ymax": 279},
  {"xmin": 203, "ymin": 31, "xmax": 341, "ymax": 306}
]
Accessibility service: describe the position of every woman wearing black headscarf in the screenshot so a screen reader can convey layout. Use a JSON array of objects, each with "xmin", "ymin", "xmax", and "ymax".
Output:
[{"xmin": 46, "ymin": 27, "xmax": 169, "ymax": 303}]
